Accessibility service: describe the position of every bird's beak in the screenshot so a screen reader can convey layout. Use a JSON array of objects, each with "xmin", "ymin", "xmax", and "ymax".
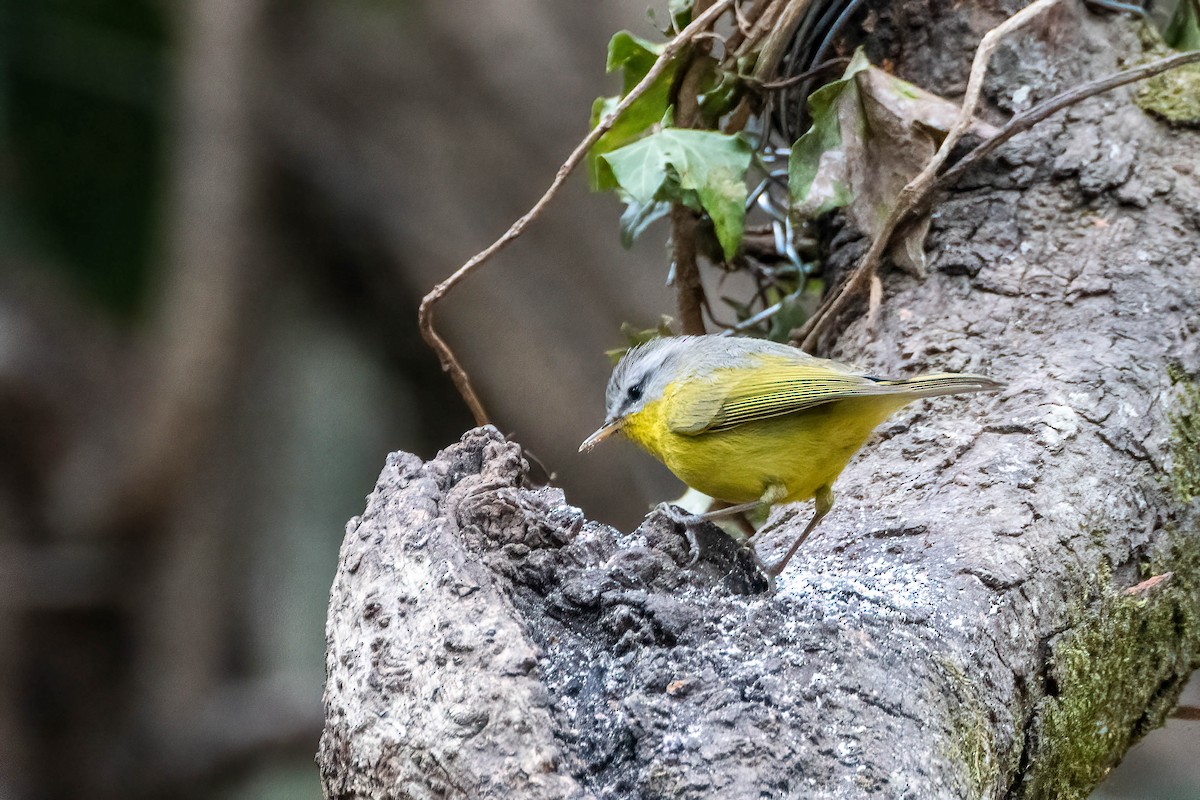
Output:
[{"xmin": 579, "ymin": 419, "xmax": 622, "ymax": 452}]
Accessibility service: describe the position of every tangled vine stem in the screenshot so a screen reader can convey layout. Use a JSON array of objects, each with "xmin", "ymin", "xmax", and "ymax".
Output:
[
  {"xmin": 795, "ymin": 2, "xmax": 1200, "ymax": 353},
  {"xmin": 754, "ymin": 0, "xmax": 819, "ymax": 82},
  {"xmin": 417, "ymin": 0, "xmax": 735, "ymax": 425}
]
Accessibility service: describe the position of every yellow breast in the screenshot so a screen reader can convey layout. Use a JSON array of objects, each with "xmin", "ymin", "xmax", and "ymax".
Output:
[{"xmin": 621, "ymin": 387, "xmax": 909, "ymax": 505}]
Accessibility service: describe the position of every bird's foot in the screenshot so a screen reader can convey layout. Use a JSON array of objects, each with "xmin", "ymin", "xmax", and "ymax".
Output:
[
  {"xmin": 648, "ymin": 502, "xmax": 704, "ymax": 565},
  {"xmin": 644, "ymin": 503, "xmax": 772, "ymax": 593}
]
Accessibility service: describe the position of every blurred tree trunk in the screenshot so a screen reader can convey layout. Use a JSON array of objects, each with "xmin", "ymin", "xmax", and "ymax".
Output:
[
  {"xmin": 1, "ymin": 0, "xmax": 282, "ymax": 797},
  {"xmin": 318, "ymin": 2, "xmax": 1200, "ymax": 798}
]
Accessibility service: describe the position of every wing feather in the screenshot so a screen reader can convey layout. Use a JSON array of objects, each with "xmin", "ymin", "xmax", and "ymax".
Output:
[{"xmin": 665, "ymin": 353, "xmax": 888, "ymax": 434}]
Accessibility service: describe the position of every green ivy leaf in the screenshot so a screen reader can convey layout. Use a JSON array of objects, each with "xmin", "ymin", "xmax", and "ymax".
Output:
[
  {"xmin": 668, "ymin": 0, "xmax": 695, "ymax": 28},
  {"xmin": 696, "ymin": 59, "xmax": 741, "ymax": 124},
  {"xmin": 1165, "ymin": 0, "xmax": 1200, "ymax": 51},
  {"xmin": 601, "ymin": 129, "xmax": 752, "ymax": 259},
  {"xmin": 588, "ymin": 32, "xmax": 679, "ymax": 191}
]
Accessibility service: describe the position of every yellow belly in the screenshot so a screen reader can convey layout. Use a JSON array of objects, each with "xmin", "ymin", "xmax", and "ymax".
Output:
[{"xmin": 623, "ymin": 396, "xmax": 910, "ymax": 504}]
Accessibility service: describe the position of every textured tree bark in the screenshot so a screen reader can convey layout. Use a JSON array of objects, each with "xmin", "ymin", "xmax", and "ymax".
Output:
[{"xmin": 319, "ymin": 3, "xmax": 1200, "ymax": 799}]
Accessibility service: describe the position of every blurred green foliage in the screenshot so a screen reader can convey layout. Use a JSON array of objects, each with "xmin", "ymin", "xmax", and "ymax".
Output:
[{"xmin": 1, "ymin": 0, "xmax": 167, "ymax": 316}]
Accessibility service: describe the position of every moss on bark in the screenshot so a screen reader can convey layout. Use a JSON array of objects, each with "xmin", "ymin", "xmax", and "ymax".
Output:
[
  {"xmin": 1167, "ymin": 366, "xmax": 1200, "ymax": 503},
  {"xmin": 1019, "ymin": 541, "xmax": 1200, "ymax": 799}
]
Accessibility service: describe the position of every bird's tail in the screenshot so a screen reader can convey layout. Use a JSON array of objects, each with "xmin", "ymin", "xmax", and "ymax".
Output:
[{"xmin": 873, "ymin": 372, "xmax": 1005, "ymax": 399}]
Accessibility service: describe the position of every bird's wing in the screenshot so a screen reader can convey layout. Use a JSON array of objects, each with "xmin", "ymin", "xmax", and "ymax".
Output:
[{"xmin": 665, "ymin": 352, "xmax": 885, "ymax": 434}]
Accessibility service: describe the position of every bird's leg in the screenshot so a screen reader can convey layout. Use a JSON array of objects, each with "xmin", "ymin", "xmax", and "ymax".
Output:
[
  {"xmin": 700, "ymin": 500, "xmax": 761, "ymax": 520},
  {"xmin": 700, "ymin": 484, "xmax": 787, "ymax": 523},
  {"xmin": 765, "ymin": 485, "xmax": 833, "ymax": 578},
  {"xmin": 741, "ymin": 484, "xmax": 789, "ymax": 543},
  {"xmin": 704, "ymin": 500, "xmax": 757, "ymax": 538}
]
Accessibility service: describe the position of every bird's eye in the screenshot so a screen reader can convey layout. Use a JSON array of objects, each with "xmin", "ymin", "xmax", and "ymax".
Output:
[{"xmin": 628, "ymin": 383, "xmax": 643, "ymax": 402}]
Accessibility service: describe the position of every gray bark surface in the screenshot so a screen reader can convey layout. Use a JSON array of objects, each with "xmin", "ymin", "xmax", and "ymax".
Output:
[{"xmin": 320, "ymin": 5, "xmax": 1200, "ymax": 799}]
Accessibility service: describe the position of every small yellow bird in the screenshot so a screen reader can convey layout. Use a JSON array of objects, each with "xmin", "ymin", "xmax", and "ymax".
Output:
[{"xmin": 580, "ymin": 335, "xmax": 1002, "ymax": 577}]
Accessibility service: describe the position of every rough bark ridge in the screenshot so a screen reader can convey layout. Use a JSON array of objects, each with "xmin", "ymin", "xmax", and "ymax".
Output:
[{"xmin": 319, "ymin": 6, "xmax": 1200, "ymax": 800}]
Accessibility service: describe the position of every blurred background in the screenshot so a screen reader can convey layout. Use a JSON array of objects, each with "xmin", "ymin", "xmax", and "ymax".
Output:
[{"xmin": 0, "ymin": 1, "xmax": 1193, "ymax": 798}]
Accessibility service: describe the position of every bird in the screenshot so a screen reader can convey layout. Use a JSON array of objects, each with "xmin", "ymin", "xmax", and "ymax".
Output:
[{"xmin": 579, "ymin": 334, "xmax": 1003, "ymax": 577}]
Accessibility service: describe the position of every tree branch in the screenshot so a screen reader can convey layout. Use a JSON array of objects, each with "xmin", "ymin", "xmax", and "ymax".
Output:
[
  {"xmin": 797, "ymin": 43, "xmax": 1200, "ymax": 353},
  {"xmin": 61, "ymin": 0, "xmax": 266, "ymax": 536},
  {"xmin": 323, "ymin": 9, "xmax": 1200, "ymax": 793},
  {"xmin": 937, "ymin": 48, "xmax": 1200, "ymax": 190},
  {"xmin": 669, "ymin": 0, "xmax": 719, "ymax": 336},
  {"xmin": 670, "ymin": 206, "xmax": 709, "ymax": 334}
]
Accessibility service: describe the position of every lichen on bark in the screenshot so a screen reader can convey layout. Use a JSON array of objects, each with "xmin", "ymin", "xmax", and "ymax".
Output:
[
  {"xmin": 937, "ymin": 656, "xmax": 1003, "ymax": 798},
  {"xmin": 1133, "ymin": 21, "xmax": 1200, "ymax": 126},
  {"xmin": 1134, "ymin": 63, "xmax": 1200, "ymax": 125}
]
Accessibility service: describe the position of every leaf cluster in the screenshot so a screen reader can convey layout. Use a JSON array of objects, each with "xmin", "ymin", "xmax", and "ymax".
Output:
[
  {"xmin": 589, "ymin": 31, "xmax": 750, "ymax": 260},
  {"xmin": 586, "ymin": 1, "xmax": 1194, "ymax": 349},
  {"xmin": 586, "ymin": 8, "xmax": 997, "ymax": 344}
]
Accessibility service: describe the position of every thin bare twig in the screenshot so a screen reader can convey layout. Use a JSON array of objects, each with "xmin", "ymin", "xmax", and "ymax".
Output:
[
  {"xmin": 417, "ymin": 0, "xmax": 734, "ymax": 424},
  {"xmin": 797, "ymin": 40, "xmax": 1200, "ymax": 352},
  {"xmin": 721, "ymin": 0, "xmax": 785, "ymax": 133},
  {"xmin": 732, "ymin": 0, "xmax": 786, "ymax": 58},
  {"xmin": 938, "ymin": 48, "xmax": 1200, "ymax": 189},
  {"xmin": 753, "ymin": 56, "xmax": 850, "ymax": 89},
  {"xmin": 1124, "ymin": 571, "xmax": 1174, "ymax": 597},
  {"xmin": 733, "ymin": 0, "xmax": 754, "ymax": 38},
  {"xmin": 795, "ymin": 0, "xmax": 1062, "ymax": 352},
  {"xmin": 1173, "ymin": 705, "xmax": 1200, "ymax": 721},
  {"xmin": 693, "ymin": 30, "xmax": 731, "ymax": 47},
  {"xmin": 752, "ymin": 0, "xmax": 817, "ymax": 82},
  {"xmin": 866, "ymin": 273, "xmax": 883, "ymax": 333}
]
